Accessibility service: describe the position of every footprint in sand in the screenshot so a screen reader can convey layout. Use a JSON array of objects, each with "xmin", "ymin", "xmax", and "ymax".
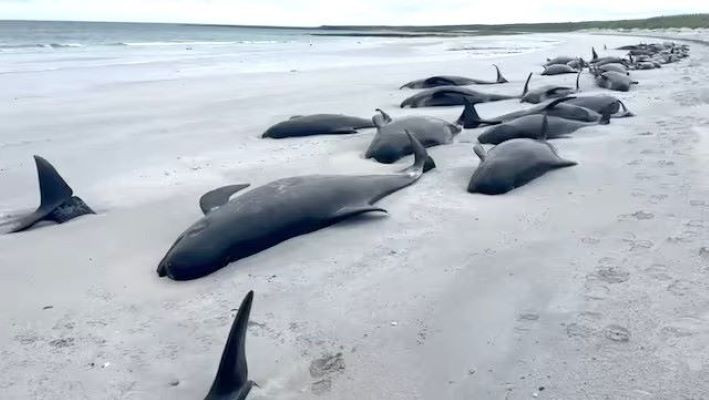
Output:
[
  {"xmin": 644, "ymin": 264, "xmax": 673, "ymax": 281},
  {"xmin": 604, "ymin": 325, "xmax": 631, "ymax": 343},
  {"xmin": 619, "ymin": 211, "xmax": 655, "ymax": 221},
  {"xmin": 667, "ymin": 280, "xmax": 697, "ymax": 297},
  {"xmin": 622, "ymin": 239, "xmax": 654, "ymax": 251},
  {"xmin": 594, "ymin": 267, "xmax": 631, "ymax": 284},
  {"xmin": 309, "ymin": 352, "xmax": 346, "ymax": 395}
]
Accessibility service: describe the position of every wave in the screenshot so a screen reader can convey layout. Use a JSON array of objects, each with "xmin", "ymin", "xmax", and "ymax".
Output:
[
  {"xmin": 0, "ymin": 42, "xmax": 84, "ymax": 49},
  {"xmin": 112, "ymin": 40, "xmax": 281, "ymax": 47}
]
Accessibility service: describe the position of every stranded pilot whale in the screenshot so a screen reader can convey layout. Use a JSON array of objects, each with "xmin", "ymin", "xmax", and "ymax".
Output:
[
  {"xmin": 400, "ymin": 65, "xmax": 509, "ymax": 89},
  {"xmin": 4, "ymin": 156, "xmax": 94, "ymax": 233},
  {"xmin": 203, "ymin": 291, "xmax": 255, "ymax": 400},
  {"xmin": 365, "ymin": 109, "xmax": 459, "ymax": 164},
  {"xmin": 520, "ymin": 71, "xmax": 581, "ymax": 104},
  {"xmin": 468, "ymin": 114, "xmax": 577, "ymax": 195},
  {"xmin": 262, "ymin": 114, "xmax": 374, "ymax": 138},
  {"xmin": 157, "ymin": 133, "xmax": 434, "ymax": 280},
  {"xmin": 400, "ymin": 86, "xmax": 518, "ymax": 108}
]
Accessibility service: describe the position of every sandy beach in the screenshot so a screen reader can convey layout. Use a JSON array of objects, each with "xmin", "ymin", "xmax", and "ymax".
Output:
[{"xmin": 1, "ymin": 31, "xmax": 708, "ymax": 399}]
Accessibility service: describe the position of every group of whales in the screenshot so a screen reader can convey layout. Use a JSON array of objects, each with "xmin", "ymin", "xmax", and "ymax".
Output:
[{"xmin": 1, "ymin": 40, "xmax": 690, "ymax": 398}]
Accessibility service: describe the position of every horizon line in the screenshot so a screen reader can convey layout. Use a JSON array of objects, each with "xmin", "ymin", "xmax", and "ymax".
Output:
[{"xmin": 0, "ymin": 12, "xmax": 705, "ymax": 30}]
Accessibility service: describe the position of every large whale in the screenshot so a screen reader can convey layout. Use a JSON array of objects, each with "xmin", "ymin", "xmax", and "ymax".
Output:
[
  {"xmin": 400, "ymin": 65, "xmax": 509, "ymax": 89},
  {"xmin": 468, "ymin": 115, "xmax": 577, "ymax": 195},
  {"xmin": 400, "ymin": 86, "xmax": 518, "ymax": 108},
  {"xmin": 520, "ymin": 71, "xmax": 581, "ymax": 104},
  {"xmin": 203, "ymin": 291, "xmax": 255, "ymax": 400},
  {"xmin": 157, "ymin": 134, "xmax": 433, "ymax": 280},
  {"xmin": 457, "ymin": 96, "xmax": 600, "ymax": 129},
  {"xmin": 365, "ymin": 109, "xmax": 458, "ymax": 164},
  {"xmin": 3, "ymin": 156, "xmax": 94, "ymax": 233},
  {"xmin": 262, "ymin": 114, "xmax": 374, "ymax": 138},
  {"xmin": 477, "ymin": 109, "xmax": 611, "ymax": 145}
]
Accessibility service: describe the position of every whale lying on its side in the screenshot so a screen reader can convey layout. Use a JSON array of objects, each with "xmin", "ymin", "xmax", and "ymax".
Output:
[
  {"xmin": 593, "ymin": 71, "xmax": 638, "ymax": 92},
  {"xmin": 520, "ymin": 71, "xmax": 581, "ymax": 104},
  {"xmin": 457, "ymin": 96, "xmax": 601, "ymax": 129},
  {"xmin": 565, "ymin": 95, "xmax": 634, "ymax": 118},
  {"xmin": 365, "ymin": 109, "xmax": 458, "ymax": 164},
  {"xmin": 4, "ymin": 156, "xmax": 94, "ymax": 233},
  {"xmin": 468, "ymin": 114, "xmax": 577, "ymax": 195},
  {"xmin": 400, "ymin": 65, "xmax": 508, "ymax": 89},
  {"xmin": 157, "ymin": 133, "xmax": 434, "ymax": 280},
  {"xmin": 400, "ymin": 86, "xmax": 518, "ymax": 108},
  {"xmin": 262, "ymin": 114, "xmax": 374, "ymax": 138},
  {"xmin": 477, "ymin": 109, "xmax": 611, "ymax": 145}
]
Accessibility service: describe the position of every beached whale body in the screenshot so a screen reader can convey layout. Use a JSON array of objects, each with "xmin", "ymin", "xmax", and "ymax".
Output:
[
  {"xmin": 157, "ymin": 134, "xmax": 433, "ymax": 281},
  {"xmin": 262, "ymin": 114, "xmax": 374, "ymax": 138},
  {"xmin": 520, "ymin": 71, "xmax": 580, "ymax": 104},
  {"xmin": 544, "ymin": 56, "xmax": 576, "ymax": 66},
  {"xmin": 400, "ymin": 86, "xmax": 517, "ymax": 108},
  {"xmin": 468, "ymin": 115, "xmax": 577, "ymax": 195},
  {"xmin": 365, "ymin": 109, "xmax": 458, "ymax": 164},
  {"xmin": 400, "ymin": 65, "xmax": 508, "ymax": 89},
  {"xmin": 457, "ymin": 96, "xmax": 600, "ymax": 129},
  {"xmin": 477, "ymin": 111, "xmax": 610, "ymax": 145},
  {"xmin": 594, "ymin": 71, "xmax": 638, "ymax": 92},
  {"xmin": 541, "ymin": 64, "xmax": 578, "ymax": 76},
  {"xmin": 204, "ymin": 291, "xmax": 255, "ymax": 400},
  {"xmin": 598, "ymin": 63, "xmax": 629, "ymax": 75},
  {"xmin": 565, "ymin": 95, "xmax": 634, "ymax": 118},
  {"xmin": 4, "ymin": 156, "xmax": 94, "ymax": 233}
]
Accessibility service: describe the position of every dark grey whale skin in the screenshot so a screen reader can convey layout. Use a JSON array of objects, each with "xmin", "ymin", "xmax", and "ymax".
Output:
[
  {"xmin": 400, "ymin": 86, "xmax": 518, "ymax": 108},
  {"xmin": 262, "ymin": 114, "xmax": 375, "ymax": 138},
  {"xmin": 157, "ymin": 134, "xmax": 433, "ymax": 281},
  {"xmin": 400, "ymin": 65, "xmax": 508, "ymax": 89},
  {"xmin": 365, "ymin": 110, "xmax": 460, "ymax": 164},
  {"xmin": 203, "ymin": 291, "xmax": 254, "ymax": 400},
  {"xmin": 5, "ymin": 155, "xmax": 94, "ymax": 234},
  {"xmin": 477, "ymin": 112, "xmax": 610, "ymax": 145},
  {"xmin": 468, "ymin": 115, "xmax": 577, "ymax": 195}
]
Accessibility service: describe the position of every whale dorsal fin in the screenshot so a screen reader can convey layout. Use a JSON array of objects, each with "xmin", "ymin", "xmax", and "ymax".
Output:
[
  {"xmin": 473, "ymin": 144, "xmax": 486, "ymax": 161},
  {"xmin": 493, "ymin": 65, "xmax": 508, "ymax": 83},
  {"xmin": 199, "ymin": 184, "xmax": 251, "ymax": 215},
  {"xmin": 401, "ymin": 130, "xmax": 435, "ymax": 176},
  {"xmin": 35, "ymin": 155, "xmax": 74, "ymax": 211},
  {"xmin": 522, "ymin": 73, "xmax": 533, "ymax": 96},
  {"xmin": 205, "ymin": 291, "xmax": 254, "ymax": 400},
  {"xmin": 575, "ymin": 69, "xmax": 581, "ymax": 91},
  {"xmin": 289, "ymin": 115, "xmax": 304, "ymax": 120},
  {"xmin": 9, "ymin": 156, "xmax": 78, "ymax": 233},
  {"xmin": 592, "ymin": 47, "xmax": 598, "ymax": 61}
]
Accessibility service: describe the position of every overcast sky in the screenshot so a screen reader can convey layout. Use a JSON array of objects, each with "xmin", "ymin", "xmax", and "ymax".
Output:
[{"xmin": 1, "ymin": 0, "xmax": 707, "ymax": 26}]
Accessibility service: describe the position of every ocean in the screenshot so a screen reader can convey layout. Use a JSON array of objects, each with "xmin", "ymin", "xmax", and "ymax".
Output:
[{"xmin": 0, "ymin": 21, "xmax": 559, "ymax": 87}]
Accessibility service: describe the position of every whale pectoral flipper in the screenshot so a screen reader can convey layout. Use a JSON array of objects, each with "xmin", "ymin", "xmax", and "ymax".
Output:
[
  {"xmin": 205, "ymin": 291, "xmax": 254, "ymax": 400},
  {"xmin": 200, "ymin": 184, "xmax": 251, "ymax": 215},
  {"xmin": 331, "ymin": 205, "xmax": 388, "ymax": 222}
]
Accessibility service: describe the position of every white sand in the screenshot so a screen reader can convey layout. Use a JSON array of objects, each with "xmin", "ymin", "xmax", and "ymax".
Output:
[{"xmin": 1, "ymin": 32, "xmax": 708, "ymax": 399}]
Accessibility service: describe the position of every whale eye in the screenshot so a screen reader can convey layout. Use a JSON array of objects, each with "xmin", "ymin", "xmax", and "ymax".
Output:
[{"xmin": 187, "ymin": 221, "xmax": 208, "ymax": 237}]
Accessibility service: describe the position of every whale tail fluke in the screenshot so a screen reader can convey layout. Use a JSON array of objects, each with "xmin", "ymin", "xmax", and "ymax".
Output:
[
  {"xmin": 457, "ymin": 98, "xmax": 501, "ymax": 129},
  {"xmin": 493, "ymin": 64, "xmax": 508, "ymax": 83},
  {"xmin": 205, "ymin": 291, "xmax": 255, "ymax": 400},
  {"xmin": 9, "ymin": 156, "xmax": 93, "ymax": 233}
]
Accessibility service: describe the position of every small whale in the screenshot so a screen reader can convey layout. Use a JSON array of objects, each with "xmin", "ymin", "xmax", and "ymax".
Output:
[{"xmin": 400, "ymin": 64, "xmax": 509, "ymax": 89}]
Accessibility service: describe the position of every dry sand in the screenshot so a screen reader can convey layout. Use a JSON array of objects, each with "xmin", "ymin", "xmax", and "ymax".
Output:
[{"xmin": 1, "ymin": 33, "xmax": 708, "ymax": 399}]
